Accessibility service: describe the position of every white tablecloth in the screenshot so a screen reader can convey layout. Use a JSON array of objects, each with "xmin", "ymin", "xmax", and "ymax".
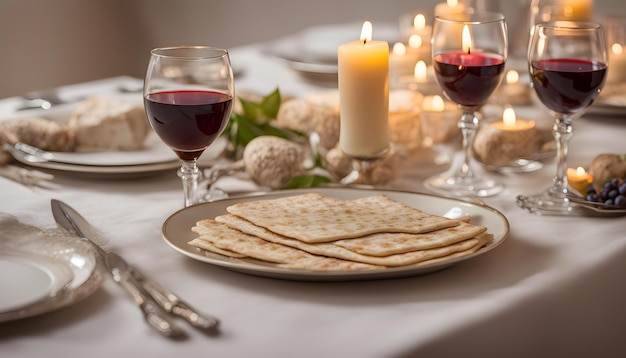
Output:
[{"xmin": 1, "ymin": 41, "xmax": 626, "ymax": 358}]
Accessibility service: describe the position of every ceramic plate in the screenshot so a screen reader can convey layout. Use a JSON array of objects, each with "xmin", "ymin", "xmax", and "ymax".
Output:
[
  {"xmin": 2, "ymin": 94, "xmax": 226, "ymax": 177},
  {"xmin": 0, "ymin": 214, "xmax": 101, "ymax": 322},
  {"xmin": 161, "ymin": 188, "xmax": 510, "ymax": 281}
]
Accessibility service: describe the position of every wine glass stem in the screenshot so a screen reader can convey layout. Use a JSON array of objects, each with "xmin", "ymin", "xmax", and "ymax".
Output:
[
  {"xmin": 458, "ymin": 109, "xmax": 479, "ymax": 179},
  {"xmin": 551, "ymin": 116, "xmax": 573, "ymax": 196},
  {"xmin": 179, "ymin": 160, "xmax": 201, "ymax": 207}
]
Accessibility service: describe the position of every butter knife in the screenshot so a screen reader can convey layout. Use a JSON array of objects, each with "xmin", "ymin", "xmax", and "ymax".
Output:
[{"xmin": 50, "ymin": 199, "xmax": 185, "ymax": 338}]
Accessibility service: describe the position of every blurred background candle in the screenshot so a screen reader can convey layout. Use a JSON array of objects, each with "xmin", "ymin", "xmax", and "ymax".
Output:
[
  {"xmin": 399, "ymin": 12, "xmax": 433, "ymax": 43},
  {"xmin": 406, "ymin": 34, "xmax": 432, "ymax": 65},
  {"xmin": 435, "ymin": 0, "xmax": 468, "ymax": 17},
  {"xmin": 602, "ymin": 15, "xmax": 626, "ymax": 94},
  {"xmin": 561, "ymin": 0, "xmax": 594, "ymax": 20},
  {"xmin": 410, "ymin": 60, "xmax": 440, "ymax": 95},
  {"xmin": 389, "ymin": 42, "xmax": 419, "ymax": 88},
  {"xmin": 501, "ymin": 69, "xmax": 532, "ymax": 105},
  {"xmin": 420, "ymin": 94, "xmax": 461, "ymax": 146},
  {"xmin": 338, "ymin": 21, "xmax": 390, "ymax": 158}
]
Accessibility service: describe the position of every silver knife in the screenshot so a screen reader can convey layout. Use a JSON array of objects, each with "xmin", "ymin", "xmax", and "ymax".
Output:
[
  {"xmin": 50, "ymin": 199, "xmax": 185, "ymax": 338},
  {"xmin": 107, "ymin": 252, "xmax": 219, "ymax": 330}
]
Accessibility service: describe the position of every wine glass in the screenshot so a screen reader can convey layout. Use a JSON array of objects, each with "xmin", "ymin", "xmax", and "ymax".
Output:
[
  {"xmin": 424, "ymin": 12, "xmax": 507, "ymax": 197},
  {"xmin": 517, "ymin": 21, "xmax": 607, "ymax": 215},
  {"xmin": 144, "ymin": 46, "xmax": 234, "ymax": 207}
]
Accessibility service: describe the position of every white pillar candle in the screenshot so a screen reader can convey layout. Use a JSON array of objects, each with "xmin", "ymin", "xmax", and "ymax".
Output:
[{"xmin": 338, "ymin": 21, "xmax": 390, "ymax": 159}]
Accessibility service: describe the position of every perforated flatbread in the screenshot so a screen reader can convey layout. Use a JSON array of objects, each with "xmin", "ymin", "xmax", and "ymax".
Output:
[
  {"xmin": 226, "ymin": 193, "xmax": 461, "ymax": 243},
  {"xmin": 190, "ymin": 219, "xmax": 381, "ymax": 271},
  {"xmin": 189, "ymin": 239, "xmax": 247, "ymax": 259},
  {"xmin": 200, "ymin": 214, "xmax": 489, "ymax": 267},
  {"xmin": 333, "ymin": 222, "xmax": 487, "ymax": 256}
]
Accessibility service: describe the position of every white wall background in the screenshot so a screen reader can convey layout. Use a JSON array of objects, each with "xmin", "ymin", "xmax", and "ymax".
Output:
[{"xmin": 0, "ymin": 0, "xmax": 622, "ymax": 98}]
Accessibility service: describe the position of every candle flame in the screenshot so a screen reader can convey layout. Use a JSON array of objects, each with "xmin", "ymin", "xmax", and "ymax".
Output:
[
  {"xmin": 392, "ymin": 42, "xmax": 407, "ymax": 55},
  {"xmin": 576, "ymin": 166, "xmax": 586, "ymax": 176},
  {"xmin": 462, "ymin": 25, "xmax": 472, "ymax": 54},
  {"xmin": 432, "ymin": 95, "xmax": 445, "ymax": 112},
  {"xmin": 506, "ymin": 70, "xmax": 520, "ymax": 84},
  {"xmin": 414, "ymin": 60, "xmax": 427, "ymax": 81},
  {"xmin": 360, "ymin": 21, "xmax": 373, "ymax": 44},
  {"xmin": 408, "ymin": 34, "xmax": 423, "ymax": 49},
  {"xmin": 503, "ymin": 105, "xmax": 517, "ymax": 126},
  {"xmin": 612, "ymin": 43, "xmax": 623, "ymax": 55},
  {"xmin": 413, "ymin": 14, "xmax": 426, "ymax": 31}
]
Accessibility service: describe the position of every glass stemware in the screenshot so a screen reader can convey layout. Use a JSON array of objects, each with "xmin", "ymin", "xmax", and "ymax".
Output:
[
  {"xmin": 424, "ymin": 12, "xmax": 507, "ymax": 197},
  {"xmin": 143, "ymin": 46, "xmax": 234, "ymax": 207},
  {"xmin": 517, "ymin": 21, "xmax": 607, "ymax": 215}
]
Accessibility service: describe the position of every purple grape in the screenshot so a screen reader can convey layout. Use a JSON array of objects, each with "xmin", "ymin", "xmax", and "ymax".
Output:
[{"xmin": 615, "ymin": 195, "xmax": 626, "ymax": 207}]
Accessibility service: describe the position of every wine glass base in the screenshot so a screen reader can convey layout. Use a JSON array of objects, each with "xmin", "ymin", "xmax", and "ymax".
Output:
[
  {"xmin": 424, "ymin": 173, "xmax": 504, "ymax": 197},
  {"xmin": 516, "ymin": 189, "xmax": 577, "ymax": 215}
]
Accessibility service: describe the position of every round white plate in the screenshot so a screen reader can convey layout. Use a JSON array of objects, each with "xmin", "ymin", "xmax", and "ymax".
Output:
[
  {"xmin": 0, "ymin": 214, "xmax": 101, "ymax": 322},
  {"xmin": 2, "ymin": 91, "xmax": 225, "ymax": 177},
  {"xmin": 0, "ymin": 256, "xmax": 64, "ymax": 312},
  {"xmin": 162, "ymin": 188, "xmax": 510, "ymax": 281}
]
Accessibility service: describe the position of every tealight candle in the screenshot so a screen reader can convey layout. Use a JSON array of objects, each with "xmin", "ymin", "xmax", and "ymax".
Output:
[
  {"xmin": 420, "ymin": 94, "xmax": 461, "ymax": 146},
  {"xmin": 338, "ymin": 21, "xmax": 390, "ymax": 159},
  {"xmin": 607, "ymin": 43, "xmax": 626, "ymax": 85},
  {"xmin": 567, "ymin": 166, "xmax": 592, "ymax": 194},
  {"xmin": 502, "ymin": 69, "xmax": 532, "ymax": 106},
  {"xmin": 473, "ymin": 106, "xmax": 541, "ymax": 166}
]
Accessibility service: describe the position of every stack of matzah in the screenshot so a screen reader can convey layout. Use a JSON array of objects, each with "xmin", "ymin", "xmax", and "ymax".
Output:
[{"xmin": 189, "ymin": 193, "xmax": 493, "ymax": 271}]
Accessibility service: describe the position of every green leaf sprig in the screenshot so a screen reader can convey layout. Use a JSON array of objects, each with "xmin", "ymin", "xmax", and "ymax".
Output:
[
  {"xmin": 223, "ymin": 88, "xmax": 333, "ymax": 189},
  {"xmin": 224, "ymin": 88, "xmax": 303, "ymax": 156}
]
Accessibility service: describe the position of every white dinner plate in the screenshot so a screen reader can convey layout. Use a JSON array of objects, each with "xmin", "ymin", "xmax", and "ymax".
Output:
[
  {"xmin": 0, "ymin": 214, "xmax": 101, "ymax": 322},
  {"xmin": 162, "ymin": 188, "xmax": 510, "ymax": 281},
  {"xmin": 0, "ymin": 255, "xmax": 70, "ymax": 313},
  {"xmin": 3, "ymin": 92, "xmax": 226, "ymax": 177}
]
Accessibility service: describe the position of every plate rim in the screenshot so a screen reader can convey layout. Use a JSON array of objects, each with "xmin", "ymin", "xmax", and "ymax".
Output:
[
  {"xmin": 0, "ymin": 226, "xmax": 101, "ymax": 322},
  {"xmin": 161, "ymin": 187, "xmax": 510, "ymax": 281}
]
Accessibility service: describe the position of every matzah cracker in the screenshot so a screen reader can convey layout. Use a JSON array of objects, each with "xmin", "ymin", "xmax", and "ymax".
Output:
[
  {"xmin": 188, "ymin": 238, "xmax": 247, "ymax": 258},
  {"xmin": 226, "ymin": 193, "xmax": 460, "ymax": 243},
  {"xmin": 210, "ymin": 214, "xmax": 487, "ymax": 267},
  {"xmin": 333, "ymin": 222, "xmax": 487, "ymax": 256},
  {"xmin": 190, "ymin": 219, "xmax": 381, "ymax": 271}
]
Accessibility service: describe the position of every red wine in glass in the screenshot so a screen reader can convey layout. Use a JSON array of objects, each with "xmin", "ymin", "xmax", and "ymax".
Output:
[
  {"xmin": 530, "ymin": 58, "xmax": 607, "ymax": 114},
  {"xmin": 144, "ymin": 90, "xmax": 233, "ymax": 161},
  {"xmin": 434, "ymin": 52, "xmax": 505, "ymax": 107}
]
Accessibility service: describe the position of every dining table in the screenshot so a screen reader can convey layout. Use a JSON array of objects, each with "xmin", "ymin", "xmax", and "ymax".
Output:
[{"xmin": 1, "ymin": 25, "xmax": 626, "ymax": 358}]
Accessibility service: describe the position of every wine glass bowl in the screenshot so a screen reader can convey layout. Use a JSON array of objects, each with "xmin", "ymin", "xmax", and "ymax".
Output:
[
  {"xmin": 517, "ymin": 21, "xmax": 607, "ymax": 215},
  {"xmin": 424, "ymin": 12, "xmax": 507, "ymax": 197},
  {"xmin": 144, "ymin": 46, "xmax": 234, "ymax": 207}
]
